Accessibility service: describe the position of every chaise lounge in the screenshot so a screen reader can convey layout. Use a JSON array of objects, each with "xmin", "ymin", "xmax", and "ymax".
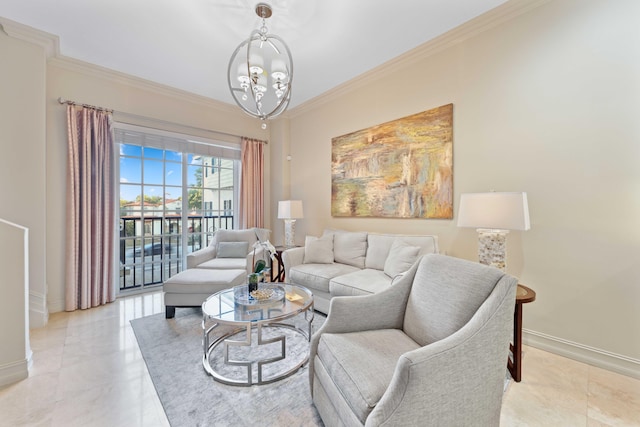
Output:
[{"xmin": 162, "ymin": 227, "xmax": 271, "ymax": 318}]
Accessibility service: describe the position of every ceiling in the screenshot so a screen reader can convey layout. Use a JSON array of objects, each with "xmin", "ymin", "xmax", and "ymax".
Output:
[{"xmin": 0, "ymin": 0, "xmax": 509, "ymax": 109}]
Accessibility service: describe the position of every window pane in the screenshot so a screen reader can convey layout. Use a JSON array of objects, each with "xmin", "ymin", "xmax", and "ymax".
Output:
[
  {"xmin": 121, "ymin": 144, "xmax": 141, "ymax": 157},
  {"xmin": 121, "ymin": 219, "xmax": 138, "ymax": 238},
  {"xmin": 220, "ymin": 158, "xmax": 233, "ymax": 169},
  {"xmin": 202, "ymin": 215, "xmax": 217, "ymax": 234},
  {"xmin": 165, "ymin": 162, "xmax": 181, "ymax": 186},
  {"xmin": 201, "ymin": 156, "xmax": 215, "ymax": 167},
  {"xmin": 144, "ymin": 160, "xmax": 164, "ymax": 185},
  {"xmin": 120, "ymin": 184, "xmax": 141, "ymax": 213},
  {"xmin": 187, "ymin": 187, "xmax": 202, "ymax": 212},
  {"xmin": 188, "ymin": 154, "xmax": 202, "ymax": 165},
  {"xmin": 143, "ymin": 185, "xmax": 163, "ymax": 211},
  {"xmin": 203, "ymin": 167, "xmax": 216, "ymax": 187},
  {"xmin": 164, "ymin": 186, "xmax": 181, "ymax": 213},
  {"xmin": 203, "ymin": 189, "xmax": 218, "ymax": 212},
  {"xmin": 120, "ymin": 157, "xmax": 141, "ymax": 183},
  {"xmin": 219, "ymin": 168, "xmax": 234, "ymax": 189},
  {"xmin": 143, "ymin": 147, "xmax": 163, "ymax": 159},
  {"xmin": 188, "ymin": 165, "xmax": 203, "ymax": 187},
  {"xmin": 165, "ymin": 217, "xmax": 181, "ymax": 234},
  {"xmin": 166, "ymin": 150, "xmax": 181, "ymax": 162}
]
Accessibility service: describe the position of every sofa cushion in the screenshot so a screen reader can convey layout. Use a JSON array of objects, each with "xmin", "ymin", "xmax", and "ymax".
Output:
[
  {"xmin": 196, "ymin": 258, "xmax": 247, "ymax": 270},
  {"xmin": 290, "ymin": 263, "xmax": 359, "ymax": 294},
  {"xmin": 330, "ymin": 269, "xmax": 393, "ymax": 297},
  {"xmin": 317, "ymin": 329, "xmax": 420, "ymax": 423},
  {"xmin": 333, "ymin": 231, "xmax": 368, "ymax": 269},
  {"xmin": 365, "ymin": 234, "xmax": 439, "ymax": 270},
  {"xmin": 216, "ymin": 241, "xmax": 249, "ymax": 258},
  {"xmin": 303, "ymin": 235, "xmax": 334, "ymax": 264},
  {"xmin": 383, "ymin": 240, "xmax": 420, "ymax": 278},
  {"xmin": 365, "ymin": 234, "xmax": 396, "ymax": 270},
  {"xmin": 215, "ymin": 228, "xmax": 254, "ymax": 242},
  {"xmin": 163, "ymin": 268, "xmax": 246, "ymax": 294}
]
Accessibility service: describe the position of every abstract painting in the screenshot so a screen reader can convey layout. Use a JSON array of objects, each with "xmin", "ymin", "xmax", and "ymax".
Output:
[{"xmin": 331, "ymin": 104, "xmax": 453, "ymax": 219}]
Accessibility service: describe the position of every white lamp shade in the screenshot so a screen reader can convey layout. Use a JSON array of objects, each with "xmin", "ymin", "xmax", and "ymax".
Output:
[
  {"xmin": 457, "ymin": 192, "xmax": 530, "ymax": 231},
  {"xmin": 278, "ymin": 200, "xmax": 304, "ymax": 219}
]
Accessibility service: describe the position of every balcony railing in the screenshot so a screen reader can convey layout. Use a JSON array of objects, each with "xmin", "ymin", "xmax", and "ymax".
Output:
[{"xmin": 119, "ymin": 214, "xmax": 233, "ymax": 292}]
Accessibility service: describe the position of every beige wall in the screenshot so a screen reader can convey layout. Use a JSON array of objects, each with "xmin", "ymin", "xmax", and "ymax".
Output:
[
  {"xmin": 282, "ymin": 0, "xmax": 640, "ymax": 376},
  {"xmin": 0, "ymin": 29, "xmax": 48, "ymax": 328},
  {"xmin": 45, "ymin": 59, "xmax": 271, "ymax": 312}
]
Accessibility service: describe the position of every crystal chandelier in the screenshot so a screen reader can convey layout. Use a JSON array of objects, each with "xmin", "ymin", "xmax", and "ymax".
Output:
[{"xmin": 227, "ymin": 3, "xmax": 293, "ymax": 126}]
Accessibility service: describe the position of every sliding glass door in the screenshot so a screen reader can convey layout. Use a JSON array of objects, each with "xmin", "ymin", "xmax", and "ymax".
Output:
[{"xmin": 116, "ymin": 126, "xmax": 240, "ymax": 293}]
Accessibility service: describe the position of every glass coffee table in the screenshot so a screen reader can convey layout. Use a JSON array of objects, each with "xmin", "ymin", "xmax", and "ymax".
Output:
[{"xmin": 202, "ymin": 283, "xmax": 314, "ymax": 386}]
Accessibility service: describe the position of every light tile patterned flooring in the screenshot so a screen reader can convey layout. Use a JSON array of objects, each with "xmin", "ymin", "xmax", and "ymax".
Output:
[{"xmin": 1, "ymin": 291, "xmax": 638, "ymax": 426}]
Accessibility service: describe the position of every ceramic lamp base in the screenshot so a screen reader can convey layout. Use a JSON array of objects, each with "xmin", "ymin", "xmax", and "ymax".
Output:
[
  {"xmin": 283, "ymin": 219, "xmax": 296, "ymax": 248},
  {"xmin": 477, "ymin": 229, "xmax": 509, "ymax": 271}
]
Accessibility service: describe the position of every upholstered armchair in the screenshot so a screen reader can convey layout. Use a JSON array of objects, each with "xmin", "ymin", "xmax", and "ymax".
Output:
[
  {"xmin": 186, "ymin": 227, "xmax": 271, "ymax": 274},
  {"xmin": 309, "ymin": 253, "xmax": 517, "ymax": 426}
]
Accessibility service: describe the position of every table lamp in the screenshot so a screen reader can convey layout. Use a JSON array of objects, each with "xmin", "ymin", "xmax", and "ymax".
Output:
[
  {"xmin": 457, "ymin": 192, "xmax": 530, "ymax": 271},
  {"xmin": 278, "ymin": 200, "xmax": 304, "ymax": 248}
]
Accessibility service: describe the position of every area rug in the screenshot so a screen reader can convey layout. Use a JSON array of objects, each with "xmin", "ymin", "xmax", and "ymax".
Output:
[{"xmin": 131, "ymin": 308, "xmax": 325, "ymax": 427}]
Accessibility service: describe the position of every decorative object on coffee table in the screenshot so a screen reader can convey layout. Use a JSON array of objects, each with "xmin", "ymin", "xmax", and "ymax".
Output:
[
  {"xmin": 270, "ymin": 246, "xmax": 287, "ymax": 282},
  {"xmin": 457, "ymin": 191, "xmax": 530, "ymax": 271},
  {"xmin": 247, "ymin": 272, "xmax": 259, "ymax": 293}
]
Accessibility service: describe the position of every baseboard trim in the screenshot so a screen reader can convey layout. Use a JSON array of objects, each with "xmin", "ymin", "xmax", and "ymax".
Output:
[
  {"xmin": 29, "ymin": 290, "xmax": 49, "ymax": 329},
  {"xmin": 0, "ymin": 358, "xmax": 30, "ymax": 388},
  {"xmin": 523, "ymin": 329, "xmax": 640, "ymax": 380},
  {"xmin": 47, "ymin": 297, "xmax": 65, "ymax": 314}
]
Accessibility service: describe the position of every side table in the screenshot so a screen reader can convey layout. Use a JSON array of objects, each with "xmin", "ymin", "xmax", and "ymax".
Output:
[{"xmin": 509, "ymin": 284, "xmax": 536, "ymax": 382}]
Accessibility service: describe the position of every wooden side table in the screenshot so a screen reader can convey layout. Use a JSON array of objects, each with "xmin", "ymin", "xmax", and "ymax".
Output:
[
  {"xmin": 509, "ymin": 284, "xmax": 536, "ymax": 382},
  {"xmin": 270, "ymin": 246, "xmax": 287, "ymax": 282}
]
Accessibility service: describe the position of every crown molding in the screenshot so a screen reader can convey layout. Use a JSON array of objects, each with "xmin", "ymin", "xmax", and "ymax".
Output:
[
  {"xmin": 288, "ymin": 0, "xmax": 552, "ymax": 118},
  {"xmin": 0, "ymin": 16, "xmax": 237, "ymax": 113},
  {"xmin": 49, "ymin": 56, "xmax": 239, "ymax": 113},
  {"xmin": 2, "ymin": 0, "xmax": 551, "ymax": 118},
  {"xmin": 0, "ymin": 16, "xmax": 59, "ymax": 57}
]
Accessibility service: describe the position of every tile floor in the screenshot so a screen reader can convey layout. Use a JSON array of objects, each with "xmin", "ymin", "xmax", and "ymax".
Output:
[{"xmin": 1, "ymin": 291, "xmax": 639, "ymax": 427}]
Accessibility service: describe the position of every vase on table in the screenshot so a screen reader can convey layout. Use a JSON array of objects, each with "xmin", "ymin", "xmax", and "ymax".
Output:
[{"xmin": 248, "ymin": 273, "xmax": 259, "ymax": 293}]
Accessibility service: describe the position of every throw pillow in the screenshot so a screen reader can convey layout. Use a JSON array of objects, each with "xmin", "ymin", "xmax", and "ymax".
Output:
[
  {"xmin": 303, "ymin": 235, "xmax": 334, "ymax": 264},
  {"xmin": 333, "ymin": 231, "xmax": 368, "ymax": 268},
  {"xmin": 383, "ymin": 240, "xmax": 420, "ymax": 278},
  {"xmin": 216, "ymin": 241, "xmax": 249, "ymax": 258}
]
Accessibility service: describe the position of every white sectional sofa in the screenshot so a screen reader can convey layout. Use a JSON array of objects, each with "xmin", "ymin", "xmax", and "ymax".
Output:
[{"xmin": 282, "ymin": 230, "xmax": 439, "ymax": 314}]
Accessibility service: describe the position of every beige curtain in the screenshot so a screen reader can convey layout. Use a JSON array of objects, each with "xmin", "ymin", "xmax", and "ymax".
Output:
[
  {"xmin": 65, "ymin": 105, "xmax": 116, "ymax": 311},
  {"xmin": 239, "ymin": 137, "xmax": 265, "ymax": 228}
]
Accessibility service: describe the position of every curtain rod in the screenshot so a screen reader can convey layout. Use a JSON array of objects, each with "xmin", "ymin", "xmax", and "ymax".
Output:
[
  {"xmin": 57, "ymin": 97, "xmax": 266, "ymax": 144},
  {"xmin": 58, "ymin": 97, "xmax": 113, "ymax": 113}
]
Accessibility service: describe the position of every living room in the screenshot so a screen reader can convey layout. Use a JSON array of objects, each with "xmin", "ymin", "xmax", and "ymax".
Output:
[{"xmin": 0, "ymin": 0, "xmax": 638, "ymax": 425}]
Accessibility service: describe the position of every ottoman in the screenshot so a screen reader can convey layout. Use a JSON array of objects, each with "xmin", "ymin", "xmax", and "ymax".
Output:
[{"xmin": 163, "ymin": 268, "xmax": 246, "ymax": 318}]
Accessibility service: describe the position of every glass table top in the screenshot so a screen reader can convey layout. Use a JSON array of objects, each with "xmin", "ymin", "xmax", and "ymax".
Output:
[{"xmin": 202, "ymin": 283, "xmax": 313, "ymax": 324}]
